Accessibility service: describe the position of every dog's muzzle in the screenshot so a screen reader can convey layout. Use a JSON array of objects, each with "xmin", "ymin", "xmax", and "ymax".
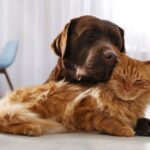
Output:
[{"xmin": 75, "ymin": 48, "xmax": 118, "ymax": 82}]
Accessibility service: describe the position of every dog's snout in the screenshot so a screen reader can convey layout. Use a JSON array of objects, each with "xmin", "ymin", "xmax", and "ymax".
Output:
[{"xmin": 103, "ymin": 50, "xmax": 117, "ymax": 66}]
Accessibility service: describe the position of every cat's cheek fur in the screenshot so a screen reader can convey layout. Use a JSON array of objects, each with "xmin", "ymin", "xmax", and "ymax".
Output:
[{"xmin": 110, "ymin": 83, "xmax": 142, "ymax": 101}]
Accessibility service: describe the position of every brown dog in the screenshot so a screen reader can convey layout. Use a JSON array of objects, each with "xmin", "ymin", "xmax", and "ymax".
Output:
[
  {"xmin": 46, "ymin": 15, "xmax": 125, "ymax": 83},
  {"xmin": 46, "ymin": 15, "xmax": 150, "ymax": 136}
]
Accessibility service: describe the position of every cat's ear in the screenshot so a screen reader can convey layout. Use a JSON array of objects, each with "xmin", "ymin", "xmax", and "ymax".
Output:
[
  {"xmin": 144, "ymin": 60, "xmax": 150, "ymax": 66},
  {"xmin": 144, "ymin": 60, "xmax": 150, "ymax": 76}
]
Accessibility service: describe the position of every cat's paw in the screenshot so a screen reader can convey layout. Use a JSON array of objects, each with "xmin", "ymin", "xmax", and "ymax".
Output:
[
  {"xmin": 0, "ymin": 113, "xmax": 27, "ymax": 126},
  {"xmin": 117, "ymin": 126, "xmax": 135, "ymax": 137},
  {"xmin": 23, "ymin": 125, "xmax": 43, "ymax": 136}
]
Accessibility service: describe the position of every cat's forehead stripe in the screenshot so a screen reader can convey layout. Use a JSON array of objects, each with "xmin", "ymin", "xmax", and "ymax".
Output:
[{"xmin": 116, "ymin": 56, "xmax": 145, "ymax": 80}]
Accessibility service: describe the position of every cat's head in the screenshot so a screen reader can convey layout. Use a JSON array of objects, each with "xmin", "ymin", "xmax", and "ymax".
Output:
[{"xmin": 108, "ymin": 51, "xmax": 150, "ymax": 101}]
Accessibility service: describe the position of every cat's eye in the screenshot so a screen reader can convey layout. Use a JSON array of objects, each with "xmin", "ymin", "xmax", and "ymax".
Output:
[
  {"xmin": 119, "ymin": 77, "xmax": 126, "ymax": 83},
  {"xmin": 135, "ymin": 80, "xmax": 143, "ymax": 82},
  {"xmin": 134, "ymin": 79, "xmax": 150, "ymax": 88},
  {"xmin": 134, "ymin": 79, "xmax": 145, "ymax": 85}
]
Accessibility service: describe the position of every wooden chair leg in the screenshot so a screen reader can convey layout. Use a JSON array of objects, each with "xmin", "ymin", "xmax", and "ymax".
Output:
[{"xmin": 3, "ymin": 69, "xmax": 14, "ymax": 91}]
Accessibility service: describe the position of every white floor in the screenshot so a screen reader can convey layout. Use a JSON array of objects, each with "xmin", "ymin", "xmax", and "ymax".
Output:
[{"xmin": 0, "ymin": 133, "xmax": 150, "ymax": 150}]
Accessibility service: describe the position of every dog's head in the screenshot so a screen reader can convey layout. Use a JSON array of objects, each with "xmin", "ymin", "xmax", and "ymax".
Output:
[{"xmin": 51, "ymin": 15, "xmax": 126, "ymax": 82}]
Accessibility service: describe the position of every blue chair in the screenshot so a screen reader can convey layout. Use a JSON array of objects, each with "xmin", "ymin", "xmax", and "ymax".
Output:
[{"xmin": 0, "ymin": 41, "xmax": 18, "ymax": 91}]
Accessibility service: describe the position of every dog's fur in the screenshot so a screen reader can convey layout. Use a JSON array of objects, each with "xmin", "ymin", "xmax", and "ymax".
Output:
[{"xmin": 0, "ymin": 49, "xmax": 150, "ymax": 137}]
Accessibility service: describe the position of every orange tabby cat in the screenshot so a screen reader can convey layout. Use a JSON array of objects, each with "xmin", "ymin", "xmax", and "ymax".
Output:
[{"xmin": 0, "ymin": 50, "xmax": 150, "ymax": 137}]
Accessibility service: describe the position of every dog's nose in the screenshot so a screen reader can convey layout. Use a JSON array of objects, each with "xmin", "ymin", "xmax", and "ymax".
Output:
[{"xmin": 103, "ymin": 50, "xmax": 117, "ymax": 66}]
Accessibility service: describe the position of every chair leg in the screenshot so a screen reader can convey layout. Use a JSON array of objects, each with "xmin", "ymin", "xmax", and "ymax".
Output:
[{"xmin": 3, "ymin": 69, "xmax": 14, "ymax": 91}]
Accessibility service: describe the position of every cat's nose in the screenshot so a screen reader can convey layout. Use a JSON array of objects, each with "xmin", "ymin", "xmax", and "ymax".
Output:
[
  {"xmin": 103, "ymin": 50, "xmax": 118, "ymax": 66},
  {"xmin": 124, "ymin": 85, "xmax": 133, "ymax": 92}
]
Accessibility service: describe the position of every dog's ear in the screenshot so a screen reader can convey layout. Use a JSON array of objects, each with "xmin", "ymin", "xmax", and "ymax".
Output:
[
  {"xmin": 51, "ymin": 23, "xmax": 70, "ymax": 57},
  {"xmin": 51, "ymin": 19, "xmax": 77, "ymax": 58},
  {"xmin": 119, "ymin": 27, "xmax": 126, "ymax": 53}
]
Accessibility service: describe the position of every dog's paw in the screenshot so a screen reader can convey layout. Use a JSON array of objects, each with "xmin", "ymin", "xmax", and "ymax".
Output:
[
  {"xmin": 23, "ymin": 125, "xmax": 43, "ymax": 136},
  {"xmin": 135, "ymin": 118, "xmax": 150, "ymax": 136}
]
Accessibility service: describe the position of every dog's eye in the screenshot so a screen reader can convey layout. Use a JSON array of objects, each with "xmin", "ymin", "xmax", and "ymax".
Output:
[
  {"xmin": 113, "ymin": 38, "xmax": 121, "ymax": 49},
  {"xmin": 115, "ymin": 41, "xmax": 121, "ymax": 48},
  {"xmin": 86, "ymin": 30, "xmax": 95, "ymax": 37}
]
